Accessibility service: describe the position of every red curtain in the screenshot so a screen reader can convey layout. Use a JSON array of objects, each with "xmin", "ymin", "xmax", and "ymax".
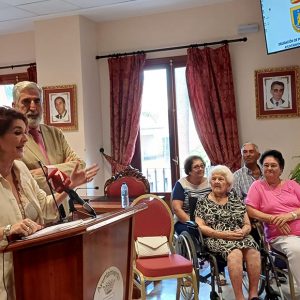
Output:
[
  {"xmin": 27, "ymin": 65, "xmax": 37, "ymax": 82},
  {"xmin": 108, "ymin": 54, "xmax": 146, "ymax": 174},
  {"xmin": 186, "ymin": 45, "xmax": 241, "ymax": 171}
]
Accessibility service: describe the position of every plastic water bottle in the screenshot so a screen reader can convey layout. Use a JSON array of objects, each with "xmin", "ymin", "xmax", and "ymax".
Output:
[{"xmin": 121, "ymin": 182, "xmax": 129, "ymax": 208}]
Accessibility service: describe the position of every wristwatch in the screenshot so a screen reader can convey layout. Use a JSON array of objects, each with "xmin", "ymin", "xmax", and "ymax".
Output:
[
  {"xmin": 3, "ymin": 224, "xmax": 11, "ymax": 241},
  {"xmin": 291, "ymin": 211, "xmax": 297, "ymax": 220}
]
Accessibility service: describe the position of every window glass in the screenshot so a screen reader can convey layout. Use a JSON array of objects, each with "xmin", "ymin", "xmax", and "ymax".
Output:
[{"xmin": 0, "ymin": 84, "xmax": 14, "ymax": 106}]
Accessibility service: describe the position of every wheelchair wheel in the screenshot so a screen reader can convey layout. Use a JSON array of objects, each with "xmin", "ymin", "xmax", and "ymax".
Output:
[
  {"xmin": 175, "ymin": 231, "xmax": 199, "ymax": 299},
  {"xmin": 264, "ymin": 287, "xmax": 282, "ymax": 300}
]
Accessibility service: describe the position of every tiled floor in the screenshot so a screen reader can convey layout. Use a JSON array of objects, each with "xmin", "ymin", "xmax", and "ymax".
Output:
[
  {"xmin": 145, "ymin": 268, "xmax": 236, "ymax": 300},
  {"xmin": 144, "ymin": 268, "xmax": 293, "ymax": 300}
]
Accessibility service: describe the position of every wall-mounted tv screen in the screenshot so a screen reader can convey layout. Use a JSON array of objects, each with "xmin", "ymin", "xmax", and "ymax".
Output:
[{"xmin": 260, "ymin": 0, "xmax": 300, "ymax": 54}]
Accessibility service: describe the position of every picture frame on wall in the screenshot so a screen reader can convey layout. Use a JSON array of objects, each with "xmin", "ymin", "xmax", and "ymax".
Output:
[
  {"xmin": 43, "ymin": 84, "xmax": 78, "ymax": 130},
  {"xmin": 255, "ymin": 66, "xmax": 300, "ymax": 119}
]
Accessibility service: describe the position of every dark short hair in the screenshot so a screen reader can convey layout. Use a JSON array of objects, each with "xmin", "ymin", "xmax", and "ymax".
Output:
[
  {"xmin": 259, "ymin": 149, "xmax": 285, "ymax": 170},
  {"xmin": 0, "ymin": 106, "xmax": 28, "ymax": 137},
  {"xmin": 184, "ymin": 155, "xmax": 205, "ymax": 175},
  {"xmin": 271, "ymin": 81, "xmax": 284, "ymax": 90},
  {"xmin": 54, "ymin": 96, "xmax": 66, "ymax": 105}
]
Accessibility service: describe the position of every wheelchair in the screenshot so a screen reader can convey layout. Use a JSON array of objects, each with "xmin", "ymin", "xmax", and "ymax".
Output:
[
  {"xmin": 270, "ymin": 247, "xmax": 296, "ymax": 300},
  {"xmin": 255, "ymin": 221, "xmax": 297, "ymax": 300},
  {"xmin": 174, "ymin": 195, "xmax": 285, "ymax": 300}
]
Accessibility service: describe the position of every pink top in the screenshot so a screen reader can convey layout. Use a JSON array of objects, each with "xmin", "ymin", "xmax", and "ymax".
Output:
[{"xmin": 246, "ymin": 179, "xmax": 300, "ymax": 241}]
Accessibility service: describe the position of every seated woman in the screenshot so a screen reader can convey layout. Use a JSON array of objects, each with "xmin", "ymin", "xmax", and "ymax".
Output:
[
  {"xmin": 195, "ymin": 165, "xmax": 261, "ymax": 300},
  {"xmin": 172, "ymin": 155, "xmax": 210, "ymax": 235},
  {"xmin": 246, "ymin": 149, "xmax": 300, "ymax": 296},
  {"xmin": 171, "ymin": 155, "xmax": 228, "ymax": 284},
  {"xmin": 0, "ymin": 107, "xmax": 99, "ymax": 300}
]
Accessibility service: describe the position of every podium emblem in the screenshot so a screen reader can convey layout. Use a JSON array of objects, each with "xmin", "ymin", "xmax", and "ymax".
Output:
[{"xmin": 94, "ymin": 266, "xmax": 124, "ymax": 300}]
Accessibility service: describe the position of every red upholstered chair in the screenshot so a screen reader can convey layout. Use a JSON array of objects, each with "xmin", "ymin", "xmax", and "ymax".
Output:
[
  {"xmin": 131, "ymin": 194, "xmax": 198, "ymax": 299},
  {"xmin": 104, "ymin": 166, "xmax": 150, "ymax": 197}
]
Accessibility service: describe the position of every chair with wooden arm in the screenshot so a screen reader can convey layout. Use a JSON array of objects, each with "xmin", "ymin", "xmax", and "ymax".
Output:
[{"xmin": 104, "ymin": 165, "xmax": 150, "ymax": 197}]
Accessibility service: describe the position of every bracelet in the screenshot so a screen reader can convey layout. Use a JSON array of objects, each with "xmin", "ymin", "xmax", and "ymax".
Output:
[
  {"xmin": 3, "ymin": 224, "xmax": 11, "ymax": 241},
  {"xmin": 291, "ymin": 211, "xmax": 297, "ymax": 220}
]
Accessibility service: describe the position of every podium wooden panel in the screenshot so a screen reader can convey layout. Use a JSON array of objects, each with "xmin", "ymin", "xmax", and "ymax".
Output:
[{"xmin": 4, "ymin": 204, "xmax": 146, "ymax": 300}]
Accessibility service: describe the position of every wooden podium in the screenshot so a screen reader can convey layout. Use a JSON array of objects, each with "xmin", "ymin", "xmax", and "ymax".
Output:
[{"xmin": 3, "ymin": 204, "xmax": 146, "ymax": 300}]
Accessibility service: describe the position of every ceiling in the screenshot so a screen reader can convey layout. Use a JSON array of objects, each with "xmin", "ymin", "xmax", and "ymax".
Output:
[{"xmin": 0, "ymin": 0, "xmax": 233, "ymax": 35}]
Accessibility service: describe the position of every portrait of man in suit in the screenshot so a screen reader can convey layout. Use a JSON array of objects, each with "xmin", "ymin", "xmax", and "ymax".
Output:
[
  {"xmin": 264, "ymin": 78, "xmax": 292, "ymax": 111},
  {"xmin": 50, "ymin": 94, "xmax": 71, "ymax": 123}
]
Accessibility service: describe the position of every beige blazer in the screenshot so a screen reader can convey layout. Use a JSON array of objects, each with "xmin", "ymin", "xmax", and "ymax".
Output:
[{"xmin": 22, "ymin": 124, "xmax": 86, "ymax": 195}]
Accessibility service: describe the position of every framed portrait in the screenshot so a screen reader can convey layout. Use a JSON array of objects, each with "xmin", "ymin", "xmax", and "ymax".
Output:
[
  {"xmin": 255, "ymin": 66, "xmax": 300, "ymax": 119},
  {"xmin": 43, "ymin": 84, "xmax": 78, "ymax": 130}
]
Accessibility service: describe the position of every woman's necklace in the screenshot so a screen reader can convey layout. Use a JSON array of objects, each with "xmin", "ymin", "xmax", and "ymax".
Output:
[{"xmin": 11, "ymin": 169, "xmax": 26, "ymax": 219}]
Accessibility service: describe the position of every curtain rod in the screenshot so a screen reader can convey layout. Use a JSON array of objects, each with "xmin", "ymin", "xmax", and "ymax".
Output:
[
  {"xmin": 0, "ymin": 62, "xmax": 36, "ymax": 71},
  {"xmin": 96, "ymin": 37, "xmax": 247, "ymax": 59}
]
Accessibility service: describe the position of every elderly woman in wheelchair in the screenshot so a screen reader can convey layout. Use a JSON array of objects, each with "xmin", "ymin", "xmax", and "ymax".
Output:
[
  {"xmin": 247, "ymin": 149, "xmax": 300, "ymax": 299},
  {"xmin": 195, "ymin": 165, "xmax": 261, "ymax": 300}
]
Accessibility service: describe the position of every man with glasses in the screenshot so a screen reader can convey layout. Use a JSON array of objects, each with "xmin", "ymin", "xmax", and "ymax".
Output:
[
  {"xmin": 12, "ymin": 81, "xmax": 86, "ymax": 216},
  {"xmin": 266, "ymin": 81, "xmax": 290, "ymax": 110}
]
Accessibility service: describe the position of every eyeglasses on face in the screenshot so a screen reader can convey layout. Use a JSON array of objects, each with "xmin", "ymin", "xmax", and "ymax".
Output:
[
  {"xmin": 192, "ymin": 164, "xmax": 205, "ymax": 170},
  {"xmin": 263, "ymin": 164, "xmax": 279, "ymax": 169}
]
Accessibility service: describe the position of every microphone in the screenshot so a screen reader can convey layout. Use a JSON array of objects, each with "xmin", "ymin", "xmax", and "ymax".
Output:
[
  {"xmin": 38, "ymin": 161, "xmax": 66, "ymax": 223},
  {"xmin": 48, "ymin": 169, "xmax": 97, "ymax": 218}
]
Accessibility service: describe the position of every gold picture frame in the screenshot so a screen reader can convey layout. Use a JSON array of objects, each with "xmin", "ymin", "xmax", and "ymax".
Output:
[
  {"xmin": 255, "ymin": 66, "xmax": 300, "ymax": 119},
  {"xmin": 43, "ymin": 84, "xmax": 78, "ymax": 130}
]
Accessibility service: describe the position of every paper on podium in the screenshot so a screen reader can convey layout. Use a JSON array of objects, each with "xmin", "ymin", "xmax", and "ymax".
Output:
[{"xmin": 22, "ymin": 219, "xmax": 84, "ymax": 240}]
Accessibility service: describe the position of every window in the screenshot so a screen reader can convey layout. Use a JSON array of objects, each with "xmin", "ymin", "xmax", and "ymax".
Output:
[
  {"xmin": 133, "ymin": 56, "xmax": 210, "ymax": 192},
  {"xmin": 0, "ymin": 72, "xmax": 29, "ymax": 106}
]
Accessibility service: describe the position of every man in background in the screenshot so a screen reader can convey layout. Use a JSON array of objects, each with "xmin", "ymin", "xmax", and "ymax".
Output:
[
  {"xmin": 233, "ymin": 142, "xmax": 262, "ymax": 201},
  {"xmin": 52, "ymin": 96, "xmax": 70, "ymax": 122},
  {"xmin": 233, "ymin": 142, "xmax": 287, "ymax": 283},
  {"xmin": 266, "ymin": 81, "xmax": 290, "ymax": 110},
  {"xmin": 12, "ymin": 81, "xmax": 86, "ymax": 214}
]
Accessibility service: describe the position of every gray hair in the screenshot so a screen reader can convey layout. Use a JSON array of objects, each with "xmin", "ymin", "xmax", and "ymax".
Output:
[
  {"xmin": 12, "ymin": 81, "xmax": 42, "ymax": 104},
  {"xmin": 241, "ymin": 142, "xmax": 259, "ymax": 153},
  {"xmin": 208, "ymin": 165, "xmax": 234, "ymax": 191}
]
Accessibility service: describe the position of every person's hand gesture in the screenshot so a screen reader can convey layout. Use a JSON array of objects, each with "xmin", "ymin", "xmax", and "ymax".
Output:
[{"xmin": 69, "ymin": 162, "xmax": 100, "ymax": 188}]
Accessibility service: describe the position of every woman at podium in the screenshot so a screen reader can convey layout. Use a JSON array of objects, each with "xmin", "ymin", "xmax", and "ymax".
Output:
[{"xmin": 0, "ymin": 107, "xmax": 98, "ymax": 300}]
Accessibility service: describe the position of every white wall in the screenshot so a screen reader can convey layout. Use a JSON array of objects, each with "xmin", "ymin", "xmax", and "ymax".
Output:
[
  {"xmin": 0, "ymin": 31, "xmax": 35, "ymax": 75},
  {"xmin": 97, "ymin": 0, "xmax": 300, "ymax": 178}
]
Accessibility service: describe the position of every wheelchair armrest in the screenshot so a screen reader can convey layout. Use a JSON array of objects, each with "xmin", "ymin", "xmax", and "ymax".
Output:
[
  {"xmin": 185, "ymin": 220, "xmax": 206, "ymax": 253},
  {"xmin": 186, "ymin": 220, "xmax": 198, "ymax": 229}
]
